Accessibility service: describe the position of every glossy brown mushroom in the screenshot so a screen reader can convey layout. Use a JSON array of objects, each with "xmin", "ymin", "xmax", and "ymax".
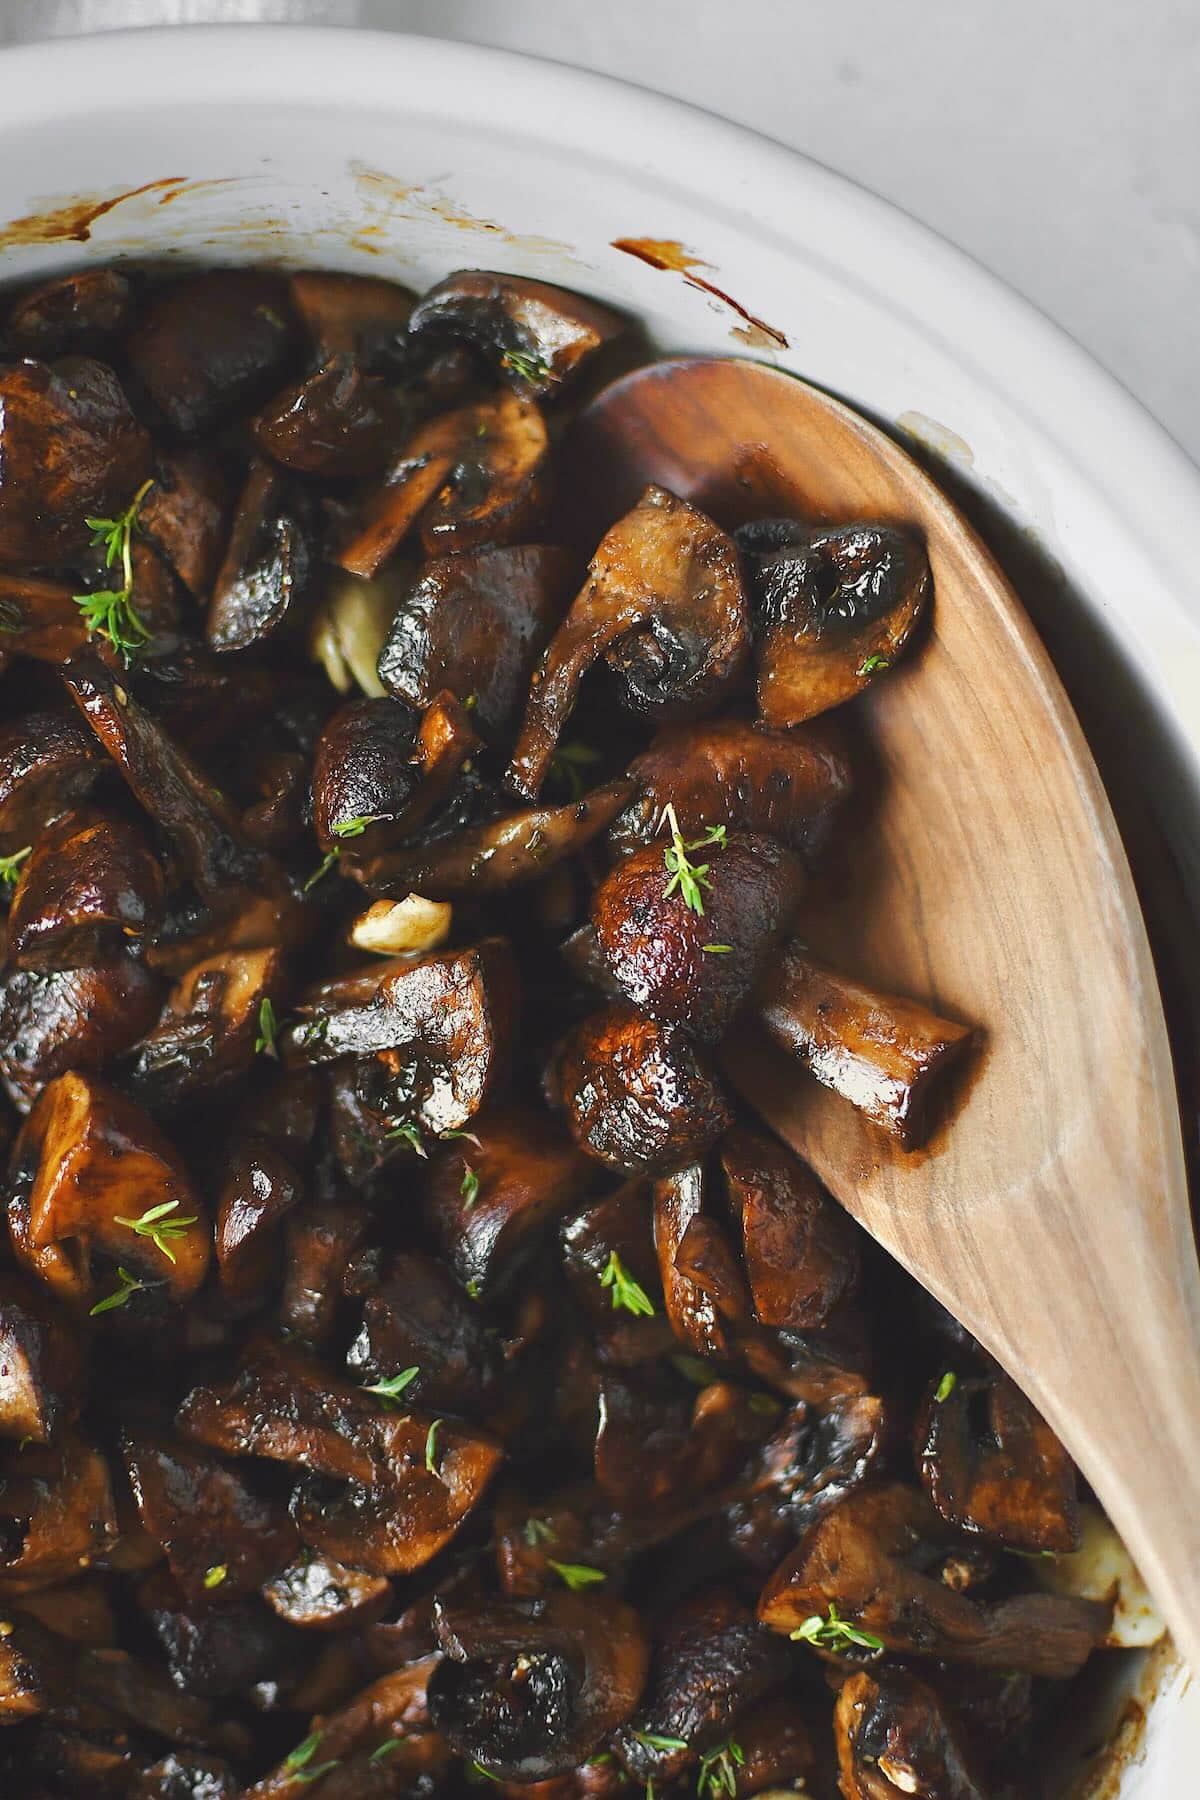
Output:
[
  {"xmin": 310, "ymin": 695, "xmax": 422, "ymax": 852},
  {"xmin": 561, "ymin": 1180, "xmax": 659, "ymax": 1325},
  {"xmin": 287, "ymin": 269, "xmax": 417, "ymax": 365},
  {"xmin": 758, "ymin": 1481, "xmax": 1109, "ymax": 1678},
  {"xmin": 720, "ymin": 1126, "xmax": 859, "ymax": 1329},
  {"xmin": 653, "ymin": 1163, "xmax": 733, "ymax": 1358},
  {"xmin": 509, "ymin": 487, "xmax": 750, "ymax": 798},
  {"xmin": 278, "ymin": 1198, "xmax": 370, "ymax": 1346},
  {"xmin": 178, "ymin": 1337, "xmax": 380, "ymax": 1483},
  {"xmin": 215, "ymin": 1135, "xmax": 305, "ymax": 1310},
  {"xmin": 594, "ymin": 1374, "xmax": 764, "ymax": 1514},
  {"xmin": 5, "ymin": 266, "xmax": 133, "ymax": 354},
  {"xmin": 0, "ymin": 356, "xmax": 151, "ymax": 567},
  {"xmin": 345, "ymin": 1249, "xmax": 501, "ymax": 1416},
  {"xmin": 245, "ymin": 1662, "xmax": 447, "ymax": 1797},
  {"xmin": 7, "ymin": 809, "xmax": 165, "ymax": 971},
  {"xmin": 127, "ymin": 947, "xmax": 286, "ymax": 1111},
  {"xmin": 0, "ymin": 1273, "xmax": 85, "ymax": 1445},
  {"xmin": 557, "ymin": 1005, "xmax": 731, "ymax": 1175},
  {"xmin": 262, "ymin": 1550, "xmax": 390, "ymax": 1632},
  {"xmin": 724, "ymin": 1393, "xmax": 886, "ymax": 1571},
  {"xmin": 738, "ymin": 521, "xmax": 931, "ymax": 725},
  {"xmin": 124, "ymin": 270, "xmax": 298, "ymax": 439},
  {"xmin": 591, "ymin": 833, "xmax": 803, "ymax": 1042},
  {"xmin": 137, "ymin": 449, "xmax": 230, "ymax": 601},
  {"xmin": 407, "ymin": 270, "xmax": 624, "ymax": 396},
  {"xmin": 376, "ymin": 544, "xmax": 573, "ymax": 744},
  {"xmin": 253, "ymin": 354, "xmax": 407, "ymax": 477},
  {"xmin": 0, "ymin": 958, "xmax": 163, "ymax": 1113},
  {"xmin": 915, "ymin": 1368, "xmax": 1081, "ymax": 1553},
  {"xmin": 428, "ymin": 1590, "xmax": 649, "ymax": 1779},
  {"xmin": 756, "ymin": 948, "xmax": 975, "ymax": 1147},
  {"xmin": 0, "ymin": 1430, "xmax": 118, "ymax": 1591},
  {"xmin": 137, "ymin": 1568, "xmax": 296, "ymax": 1702},
  {"xmin": 0, "ymin": 711, "xmax": 105, "ymax": 855},
  {"xmin": 422, "ymin": 1104, "xmax": 591, "ymax": 1298},
  {"xmin": 206, "ymin": 460, "xmax": 320, "ymax": 654},
  {"xmin": 0, "ymin": 572, "xmax": 88, "ymax": 661},
  {"xmin": 834, "ymin": 1669, "xmax": 988, "ymax": 1800}
]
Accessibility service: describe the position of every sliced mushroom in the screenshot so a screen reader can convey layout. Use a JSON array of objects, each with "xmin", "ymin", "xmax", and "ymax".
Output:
[
  {"xmin": 724, "ymin": 1394, "xmax": 886, "ymax": 1571},
  {"xmin": 725, "ymin": 1694, "xmax": 816, "ymax": 1800},
  {"xmin": 5, "ymin": 267, "xmax": 133, "ymax": 354},
  {"xmin": 262, "ymin": 1550, "xmax": 390, "ymax": 1632},
  {"xmin": 509, "ymin": 487, "xmax": 751, "ymax": 798},
  {"xmin": 127, "ymin": 947, "xmax": 286, "ymax": 1111},
  {"xmin": 1033, "ymin": 1502, "xmax": 1166, "ymax": 1648},
  {"xmin": 0, "ymin": 711, "xmax": 105, "ymax": 855},
  {"xmin": 335, "ymin": 390, "xmax": 549, "ymax": 577},
  {"xmin": 215, "ymin": 1134, "xmax": 306, "ymax": 1309},
  {"xmin": 345, "ymin": 1249, "xmax": 501, "ymax": 1416},
  {"xmin": 557, "ymin": 1005, "xmax": 731, "ymax": 1175},
  {"xmin": 756, "ymin": 948, "xmax": 975, "ymax": 1147},
  {"xmin": 407, "ymin": 270, "xmax": 624, "ymax": 396},
  {"xmin": 355, "ymin": 779, "xmax": 633, "ymax": 901},
  {"xmin": 653, "ymin": 1164, "xmax": 732, "ymax": 1358},
  {"xmin": 138, "ymin": 450, "xmax": 230, "ymax": 601},
  {"xmin": 0, "ymin": 356, "xmax": 151, "ymax": 567},
  {"xmin": 0, "ymin": 1273, "xmax": 85, "ymax": 1445},
  {"xmin": 739, "ymin": 521, "xmax": 931, "ymax": 725},
  {"xmin": 428, "ymin": 1590, "xmax": 649, "ymax": 1779},
  {"xmin": 207, "ymin": 460, "xmax": 320, "ymax": 654},
  {"xmin": 591, "ymin": 833, "xmax": 803, "ymax": 1042},
  {"xmin": 124, "ymin": 270, "xmax": 298, "ymax": 439},
  {"xmin": 287, "ymin": 269, "xmax": 417, "ymax": 365},
  {"xmin": 915, "ymin": 1368, "xmax": 1079, "ymax": 1554},
  {"xmin": 377, "ymin": 544, "xmax": 573, "ymax": 744},
  {"xmin": 562, "ymin": 1180, "xmax": 659, "ymax": 1325},
  {"xmin": 7, "ymin": 809, "xmax": 165, "ymax": 971},
  {"xmin": 8, "ymin": 1070, "xmax": 209, "ymax": 1312},
  {"xmin": 0, "ymin": 1430, "xmax": 118, "ymax": 1591},
  {"xmin": 245, "ymin": 1661, "xmax": 447, "ymax": 1796},
  {"xmin": 278, "ymin": 1198, "xmax": 370, "ymax": 1347},
  {"xmin": 282, "ymin": 940, "xmax": 518, "ymax": 1139},
  {"xmin": 122, "ymin": 1431, "xmax": 300, "ymax": 1602},
  {"xmin": 834, "ymin": 1668, "xmax": 988, "ymax": 1800},
  {"xmin": 178, "ymin": 1337, "xmax": 381, "ymax": 1484},
  {"xmin": 720, "ymin": 1126, "xmax": 859, "ymax": 1330},
  {"xmin": 0, "ymin": 958, "xmax": 163, "ymax": 1113},
  {"xmin": 758, "ymin": 1481, "xmax": 1110, "ymax": 1678},
  {"xmin": 422, "ymin": 1104, "xmax": 592, "ymax": 1298},
  {"xmin": 253, "ymin": 354, "xmax": 407, "ymax": 477},
  {"xmin": 0, "ymin": 1612, "xmax": 75, "ymax": 1720}
]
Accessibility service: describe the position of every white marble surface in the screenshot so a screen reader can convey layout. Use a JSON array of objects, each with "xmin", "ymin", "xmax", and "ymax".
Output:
[{"xmin": 2, "ymin": 0, "xmax": 1197, "ymax": 464}]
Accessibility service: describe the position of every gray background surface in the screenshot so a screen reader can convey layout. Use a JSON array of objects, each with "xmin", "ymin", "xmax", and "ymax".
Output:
[{"xmin": 2, "ymin": 0, "xmax": 1197, "ymax": 463}]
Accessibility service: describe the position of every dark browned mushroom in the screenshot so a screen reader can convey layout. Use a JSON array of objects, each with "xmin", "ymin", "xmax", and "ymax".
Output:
[
  {"xmin": 5, "ymin": 267, "xmax": 133, "ymax": 354},
  {"xmin": 724, "ymin": 1393, "xmax": 886, "ymax": 1571},
  {"xmin": 0, "ymin": 711, "xmax": 105, "ymax": 854},
  {"xmin": 915, "ymin": 1367, "xmax": 1080, "ymax": 1553},
  {"xmin": 720, "ymin": 1126, "xmax": 859, "ymax": 1329},
  {"xmin": 137, "ymin": 449, "xmax": 230, "ymax": 601},
  {"xmin": 345, "ymin": 1249, "xmax": 501, "ymax": 1416},
  {"xmin": 738, "ymin": 521, "xmax": 930, "ymax": 725},
  {"xmin": 0, "ymin": 1430, "xmax": 118, "ymax": 1591},
  {"xmin": 127, "ymin": 947, "xmax": 286, "ymax": 1110},
  {"xmin": 594, "ymin": 1374, "xmax": 764, "ymax": 1514},
  {"xmin": 253, "ymin": 354, "xmax": 407, "ymax": 477},
  {"xmin": 137, "ymin": 1566, "xmax": 297, "ymax": 1702},
  {"xmin": 262, "ymin": 1550, "xmax": 390, "ymax": 1632},
  {"xmin": 407, "ymin": 271, "xmax": 624, "ymax": 396},
  {"xmin": 509, "ymin": 487, "xmax": 751, "ymax": 798},
  {"xmin": 428, "ymin": 1590, "xmax": 649, "ymax": 1779},
  {"xmin": 0, "ymin": 572, "xmax": 89, "ymax": 662},
  {"xmin": 756, "ymin": 948, "xmax": 975, "ymax": 1147},
  {"xmin": 310, "ymin": 695, "xmax": 422, "ymax": 853},
  {"xmin": 653, "ymin": 1163, "xmax": 733, "ymax": 1358},
  {"xmin": 561, "ymin": 1180, "xmax": 659, "ymax": 1326},
  {"xmin": 278, "ymin": 1198, "xmax": 370, "ymax": 1347},
  {"xmin": 6, "ymin": 809, "xmax": 165, "ymax": 970},
  {"xmin": 206, "ymin": 460, "xmax": 319, "ymax": 654},
  {"xmin": 245, "ymin": 1661, "xmax": 447, "ymax": 1796},
  {"xmin": 557, "ymin": 1005, "xmax": 731, "ymax": 1175},
  {"xmin": 215, "ymin": 1134, "xmax": 306, "ymax": 1310},
  {"xmin": 178, "ymin": 1337, "xmax": 380, "ymax": 1483},
  {"xmin": 0, "ymin": 1273, "xmax": 85, "ymax": 1445},
  {"xmin": 758, "ymin": 1481, "xmax": 1109, "ymax": 1678},
  {"xmin": 834, "ymin": 1668, "xmax": 988, "ymax": 1800},
  {"xmin": 0, "ymin": 356, "xmax": 151, "ymax": 567},
  {"xmin": 591, "ymin": 833, "xmax": 803, "ymax": 1042},
  {"xmin": 124, "ymin": 270, "xmax": 298, "ymax": 439},
  {"xmin": 422, "ymin": 1105, "xmax": 592, "ymax": 1298},
  {"xmin": 287, "ymin": 269, "xmax": 417, "ymax": 366},
  {"xmin": 0, "ymin": 958, "xmax": 163, "ymax": 1113},
  {"xmin": 376, "ymin": 544, "xmax": 573, "ymax": 744}
]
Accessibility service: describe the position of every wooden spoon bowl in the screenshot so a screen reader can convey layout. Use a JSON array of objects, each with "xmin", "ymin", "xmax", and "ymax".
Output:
[{"xmin": 565, "ymin": 357, "xmax": 1200, "ymax": 1670}]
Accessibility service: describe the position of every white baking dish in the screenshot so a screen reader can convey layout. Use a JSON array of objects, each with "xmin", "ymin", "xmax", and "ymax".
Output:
[{"xmin": 0, "ymin": 24, "xmax": 1195, "ymax": 1792}]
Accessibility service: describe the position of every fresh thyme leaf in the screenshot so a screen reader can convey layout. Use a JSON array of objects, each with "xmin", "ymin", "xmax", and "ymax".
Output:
[
  {"xmin": 440, "ymin": 1128, "xmax": 482, "ymax": 1146},
  {"xmin": 500, "ymin": 347, "xmax": 550, "ymax": 385},
  {"xmin": 790, "ymin": 1601, "xmax": 884, "ymax": 1655},
  {"xmin": 296, "ymin": 1761, "xmax": 340, "ymax": 1785},
  {"xmin": 465, "ymin": 1277, "xmax": 482, "ymax": 1301},
  {"xmin": 701, "ymin": 944, "xmax": 733, "ymax": 954},
  {"xmin": 588, "ymin": 1753, "xmax": 614, "ymax": 1767},
  {"xmin": 934, "ymin": 1371, "xmax": 957, "ymax": 1403},
  {"xmin": 73, "ymin": 477, "xmax": 155, "ymax": 665},
  {"xmin": 369, "ymin": 1739, "xmax": 401, "ymax": 1764},
  {"xmin": 386, "ymin": 1120, "xmax": 426, "ymax": 1157},
  {"xmin": 89, "ymin": 1267, "xmax": 149, "ymax": 1317},
  {"xmin": 0, "ymin": 846, "xmax": 31, "ymax": 888},
  {"xmin": 112, "ymin": 1198, "xmax": 198, "ymax": 1267},
  {"xmin": 634, "ymin": 1731, "xmax": 689, "ymax": 1752},
  {"xmin": 696, "ymin": 1738, "xmax": 745, "ymax": 1800},
  {"xmin": 659, "ymin": 804, "xmax": 726, "ymax": 916},
  {"xmin": 857, "ymin": 653, "xmax": 890, "ymax": 678},
  {"xmin": 362, "ymin": 1366, "xmax": 420, "ymax": 1404},
  {"xmin": 425, "ymin": 1418, "xmax": 443, "ymax": 1475},
  {"xmin": 547, "ymin": 1559, "xmax": 607, "ymax": 1591},
  {"xmin": 522, "ymin": 1517, "xmax": 557, "ymax": 1547},
  {"xmin": 332, "ymin": 814, "xmax": 386, "ymax": 838},
  {"xmin": 303, "ymin": 848, "xmax": 340, "ymax": 892},
  {"xmin": 548, "ymin": 739, "xmax": 602, "ymax": 801},
  {"xmin": 460, "ymin": 1163, "xmax": 481, "ymax": 1208},
  {"xmin": 285, "ymin": 1733, "xmax": 340, "ymax": 1781},
  {"xmin": 255, "ymin": 996, "xmax": 279, "ymax": 1058},
  {"xmin": 203, "ymin": 1564, "xmax": 228, "ymax": 1589},
  {"xmin": 599, "ymin": 1250, "xmax": 655, "ymax": 1317},
  {"xmin": 470, "ymin": 1762, "xmax": 503, "ymax": 1784}
]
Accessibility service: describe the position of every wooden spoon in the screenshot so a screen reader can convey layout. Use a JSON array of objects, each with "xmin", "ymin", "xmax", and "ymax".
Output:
[{"xmin": 565, "ymin": 357, "xmax": 1200, "ymax": 1672}]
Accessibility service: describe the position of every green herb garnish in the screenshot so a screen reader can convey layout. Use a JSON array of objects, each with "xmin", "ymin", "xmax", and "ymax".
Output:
[
  {"xmin": 660, "ymin": 804, "xmax": 726, "ymax": 916},
  {"xmin": 369, "ymin": 1739, "xmax": 401, "ymax": 1764},
  {"xmin": 934, "ymin": 1371, "xmax": 957, "ymax": 1403},
  {"xmin": 465, "ymin": 1277, "xmax": 482, "ymax": 1301},
  {"xmin": 857, "ymin": 653, "xmax": 890, "ymax": 678},
  {"xmin": 283, "ymin": 1729, "xmax": 340, "ymax": 1784},
  {"xmin": 89, "ymin": 1266, "xmax": 149, "ymax": 1317},
  {"xmin": 255, "ymin": 996, "xmax": 279, "ymax": 1058},
  {"xmin": 697, "ymin": 1738, "xmax": 745, "ymax": 1800},
  {"xmin": 522, "ymin": 1517, "xmax": 557, "ymax": 1548},
  {"xmin": 425, "ymin": 1418, "xmax": 443, "ymax": 1475},
  {"xmin": 73, "ymin": 478, "xmax": 155, "ymax": 664},
  {"xmin": 701, "ymin": 944, "xmax": 733, "ymax": 955},
  {"xmin": 386, "ymin": 1120, "xmax": 427, "ymax": 1157},
  {"xmin": 112, "ymin": 1198, "xmax": 198, "ymax": 1266},
  {"xmin": 0, "ymin": 847, "xmax": 31, "ymax": 888},
  {"xmin": 500, "ymin": 347, "xmax": 550, "ymax": 385},
  {"xmin": 303, "ymin": 848, "xmax": 340, "ymax": 892},
  {"xmin": 790, "ymin": 1600, "xmax": 884, "ymax": 1655},
  {"xmin": 548, "ymin": 739, "xmax": 602, "ymax": 801},
  {"xmin": 547, "ymin": 1560, "xmax": 606, "ymax": 1592},
  {"xmin": 470, "ymin": 1762, "xmax": 503, "ymax": 1784},
  {"xmin": 332, "ymin": 814, "xmax": 386, "ymax": 838},
  {"xmin": 460, "ymin": 1164, "xmax": 481, "ymax": 1208},
  {"xmin": 203, "ymin": 1564, "xmax": 228, "ymax": 1589},
  {"xmin": 634, "ymin": 1731, "xmax": 689, "ymax": 1752},
  {"xmin": 362, "ymin": 1367, "xmax": 420, "ymax": 1405},
  {"xmin": 599, "ymin": 1250, "xmax": 655, "ymax": 1318}
]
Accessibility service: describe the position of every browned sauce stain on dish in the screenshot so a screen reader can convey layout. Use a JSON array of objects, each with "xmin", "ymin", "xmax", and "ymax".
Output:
[
  {"xmin": 348, "ymin": 163, "xmax": 573, "ymax": 258},
  {"xmin": 0, "ymin": 178, "xmax": 187, "ymax": 248},
  {"xmin": 156, "ymin": 178, "xmax": 237, "ymax": 208},
  {"xmin": 612, "ymin": 236, "xmax": 789, "ymax": 347}
]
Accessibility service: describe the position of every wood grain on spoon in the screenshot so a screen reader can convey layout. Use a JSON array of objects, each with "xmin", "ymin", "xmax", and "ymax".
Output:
[{"xmin": 565, "ymin": 356, "xmax": 1200, "ymax": 1673}]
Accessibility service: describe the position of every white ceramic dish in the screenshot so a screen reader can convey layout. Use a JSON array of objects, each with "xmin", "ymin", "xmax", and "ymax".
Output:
[{"xmin": 0, "ymin": 24, "xmax": 1196, "ymax": 1793}]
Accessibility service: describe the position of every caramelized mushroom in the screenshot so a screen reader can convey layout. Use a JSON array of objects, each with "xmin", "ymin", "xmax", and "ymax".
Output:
[
  {"xmin": 7, "ymin": 809, "xmax": 165, "ymax": 971},
  {"xmin": 377, "ymin": 544, "xmax": 573, "ymax": 743},
  {"xmin": 557, "ymin": 1005, "xmax": 731, "ymax": 1175},
  {"xmin": 207, "ymin": 460, "xmax": 319, "ymax": 654},
  {"xmin": 178, "ymin": 1337, "xmax": 380, "ymax": 1483},
  {"xmin": 345, "ymin": 1249, "xmax": 501, "ymax": 1416},
  {"xmin": 287, "ymin": 269, "xmax": 416, "ymax": 365},
  {"xmin": 0, "ymin": 356, "xmax": 151, "ymax": 567},
  {"xmin": 0, "ymin": 958, "xmax": 163, "ymax": 1113},
  {"xmin": 562, "ymin": 1180, "xmax": 659, "ymax": 1326},
  {"xmin": 125, "ymin": 270, "xmax": 298, "ymax": 439},
  {"xmin": 720, "ymin": 1126, "xmax": 859, "ymax": 1329},
  {"xmin": 215, "ymin": 1135, "xmax": 305, "ymax": 1309},
  {"xmin": 127, "ymin": 947, "xmax": 285, "ymax": 1111},
  {"xmin": 739, "ymin": 521, "xmax": 930, "ymax": 725},
  {"xmin": 310, "ymin": 695, "xmax": 422, "ymax": 852},
  {"xmin": 609, "ymin": 715, "xmax": 852, "ymax": 863},
  {"xmin": 591, "ymin": 834, "xmax": 803, "ymax": 1042},
  {"xmin": 0, "ymin": 1273, "xmax": 85, "ymax": 1444},
  {"xmin": 594, "ymin": 1374, "xmax": 763, "ymax": 1514},
  {"xmin": 407, "ymin": 271, "xmax": 624, "ymax": 396},
  {"xmin": 428, "ymin": 1591, "xmax": 649, "ymax": 1779},
  {"xmin": 915, "ymin": 1368, "xmax": 1080, "ymax": 1553},
  {"xmin": 137, "ymin": 450, "xmax": 230, "ymax": 601},
  {"xmin": 757, "ymin": 948, "xmax": 975, "ymax": 1147},
  {"xmin": 724, "ymin": 1394, "xmax": 886, "ymax": 1571},
  {"xmin": 509, "ymin": 487, "xmax": 750, "ymax": 798},
  {"xmin": 253, "ymin": 354, "xmax": 407, "ymax": 477},
  {"xmin": 834, "ymin": 1668, "xmax": 988, "ymax": 1800},
  {"xmin": 278, "ymin": 1198, "xmax": 370, "ymax": 1347},
  {"xmin": 0, "ymin": 1430, "xmax": 118, "ymax": 1591},
  {"xmin": 246, "ymin": 1661, "xmax": 447, "ymax": 1796},
  {"xmin": 0, "ymin": 711, "xmax": 105, "ymax": 854},
  {"xmin": 5, "ymin": 266, "xmax": 133, "ymax": 354},
  {"xmin": 653, "ymin": 1164, "xmax": 733, "ymax": 1358},
  {"xmin": 262, "ymin": 1550, "xmax": 390, "ymax": 1632}
]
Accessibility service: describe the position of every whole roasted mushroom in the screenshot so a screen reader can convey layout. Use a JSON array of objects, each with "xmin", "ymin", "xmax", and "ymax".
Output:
[
  {"xmin": 407, "ymin": 270, "xmax": 624, "ymax": 396},
  {"xmin": 428, "ymin": 1590, "xmax": 649, "ymax": 1779},
  {"xmin": 834, "ymin": 1668, "xmax": 988, "ymax": 1800},
  {"xmin": 253, "ymin": 353, "xmax": 407, "ymax": 477},
  {"xmin": 509, "ymin": 487, "xmax": 751, "ymax": 798},
  {"xmin": 6, "ymin": 809, "xmax": 165, "ymax": 971},
  {"xmin": 557, "ymin": 1005, "xmax": 731, "ymax": 1175},
  {"xmin": 124, "ymin": 269, "xmax": 298, "ymax": 439},
  {"xmin": 5, "ymin": 266, "xmax": 133, "ymax": 354},
  {"xmin": 0, "ymin": 958, "xmax": 163, "ymax": 1113},
  {"xmin": 310, "ymin": 695, "xmax": 422, "ymax": 852},
  {"xmin": 738, "ymin": 520, "xmax": 930, "ymax": 726},
  {"xmin": 0, "ymin": 710, "xmax": 105, "ymax": 854}
]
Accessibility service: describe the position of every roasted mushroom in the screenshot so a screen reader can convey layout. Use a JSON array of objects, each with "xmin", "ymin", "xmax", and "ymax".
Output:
[
  {"xmin": 0, "ymin": 1273, "xmax": 85, "ymax": 1445},
  {"xmin": 653, "ymin": 1164, "xmax": 739, "ymax": 1359},
  {"xmin": 125, "ymin": 270, "xmax": 298, "ymax": 439},
  {"xmin": 127, "ymin": 947, "xmax": 285, "ymax": 1110},
  {"xmin": 288, "ymin": 268, "xmax": 416, "ymax": 364},
  {"xmin": 253, "ymin": 354, "xmax": 407, "ymax": 478},
  {"xmin": 724, "ymin": 1393, "xmax": 886, "ymax": 1571},
  {"xmin": 5, "ymin": 266, "xmax": 133, "ymax": 354},
  {"xmin": 262, "ymin": 1550, "xmax": 390, "ymax": 1633},
  {"xmin": 215, "ymin": 1134, "xmax": 306, "ymax": 1309},
  {"xmin": 206, "ymin": 459, "xmax": 319, "ymax": 653},
  {"xmin": 557, "ymin": 1005, "xmax": 731, "ymax": 1175},
  {"xmin": 721, "ymin": 1126, "xmax": 859, "ymax": 1329},
  {"xmin": 509, "ymin": 487, "xmax": 751, "ymax": 797},
  {"xmin": 0, "ymin": 958, "xmax": 163, "ymax": 1113},
  {"xmin": 137, "ymin": 449, "xmax": 230, "ymax": 600},
  {"xmin": 0, "ymin": 710, "xmax": 105, "ymax": 853},
  {"xmin": 0, "ymin": 1430, "xmax": 118, "ymax": 1591},
  {"xmin": 407, "ymin": 270, "xmax": 624, "ymax": 396},
  {"xmin": 6, "ymin": 808, "xmax": 165, "ymax": 970},
  {"xmin": 310, "ymin": 695, "xmax": 422, "ymax": 853},
  {"xmin": 345, "ymin": 1248, "xmax": 501, "ymax": 1415},
  {"xmin": 834, "ymin": 1668, "xmax": 988, "ymax": 1800},
  {"xmin": 738, "ymin": 520, "xmax": 930, "ymax": 725}
]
